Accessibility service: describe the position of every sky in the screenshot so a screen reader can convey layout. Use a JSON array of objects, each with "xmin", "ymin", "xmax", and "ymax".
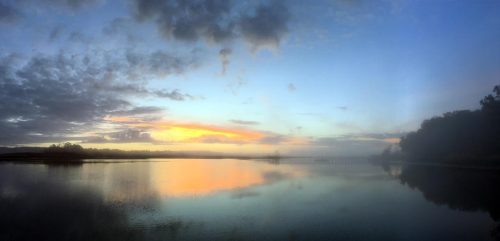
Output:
[{"xmin": 0, "ymin": 0, "xmax": 499, "ymax": 156}]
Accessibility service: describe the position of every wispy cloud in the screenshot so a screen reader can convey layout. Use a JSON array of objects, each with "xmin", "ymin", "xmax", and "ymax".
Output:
[
  {"xmin": 230, "ymin": 119, "xmax": 260, "ymax": 125},
  {"xmin": 219, "ymin": 48, "xmax": 232, "ymax": 75}
]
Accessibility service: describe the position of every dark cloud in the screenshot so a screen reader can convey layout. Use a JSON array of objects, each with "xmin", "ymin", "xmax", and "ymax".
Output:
[
  {"xmin": 84, "ymin": 129, "xmax": 158, "ymax": 143},
  {"xmin": 0, "ymin": 50, "xmax": 197, "ymax": 145},
  {"xmin": 219, "ymin": 47, "xmax": 231, "ymax": 75},
  {"xmin": 154, "ymin": 89, "xmax": 196, "ymax": 101},
  {"xmin": 0, "ymin": 2, "xmax": 20, "ymax": 24},
  {"xmin": 132, "ymin": 0, "xmax": 234, "ymax": 43},
  {"xmin": 108, "ymin": 106, "xmax": 165, "ymax": 116},
  {"xmin": 41, "ymin": 0, "xmax": 104, "ymax": 11},
  {"xmin": 125, "ymin": 50, "xmax": 199, "ymax": 80},
  {"xmin": 239, "ymin": 1, "xmax": 290, "ymax": 49},
  {"xmin": 130, "ymin": 0, "xmax": 290, "ymax": 50},
  {"xmin": 48, "ymin": 26, "xmax": 64, "ymax": 42},
  {"xmin": 230, "ymin": 119, "xmax": 259, "ymax": 125}
]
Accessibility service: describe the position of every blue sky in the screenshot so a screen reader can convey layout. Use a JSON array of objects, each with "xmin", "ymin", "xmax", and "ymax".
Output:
[{"xmin": 1, "ymin": 0, "xmax": 499, "ymax": 156}]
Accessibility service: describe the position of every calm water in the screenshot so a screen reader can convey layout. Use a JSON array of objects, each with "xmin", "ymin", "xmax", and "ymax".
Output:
[{"xmin": 0, "ymin": 158, "xmax": 499, "ymax": 241}]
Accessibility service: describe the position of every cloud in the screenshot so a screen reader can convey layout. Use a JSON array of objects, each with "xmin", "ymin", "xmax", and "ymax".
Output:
[
  {"xmin": 0, "ymin": 50, "xmax": 197, "ymax": 145},
  {"xmin": 154, "ymin": 89, "xmax": 196, "ymax": 101},
  {"xmin": 48, "ymin": 26, "xmax": 64, "ymax": 41},
  {"xmin": 105, "ymin": 117, "xmax": 293, "ymax": 145},
  {"xmin": 187, "ymin": 132, "xmax": 289, "ymax": 145},
  {"xmin": 130, "ymin": 0, "xmax": 290, "ymax": 50},
  {"xmin": 239, "ymin": 1, "xmax": 290, "ymax": 50},
  {"xmin": 188, "ymin": 134, "xmax": 246, "ymax": 145},
  {"xmin": 226, "ymin": 75, "xmax": 247, "ymax": 95},
  {"xmin": 132, "ymin": 0, "xmax": 234, "ymax": 43},
  {"xmin": 288, "ymin": 83, "xmax": 296, "ymax": 92},
  {"xmin": 230, "ymin": 119, "xmax": 259, "ymax": 125},
  {"xmin": 337, "ymin": 106, "xmax": 348, "ymax": 111},
  {"xmin": 68, "ymin": 31, "xmax": 92, "ymax": 44},
  {"xmin": 219, "ymin": 47, "xmax": 232, "ymax": 75},
  {"xmin": 0, "ymin": 2, "xmax": 20, "ymax": 24},
  {"xmin": 108, "ymin": 106, "xmax": 165, "ymax": 116},
  {"xmin": 84, "ymin": 129, "xmax": 158, "ymax": 143},
  {"xmin": 40, "ymin": 0, "xmax": 105, "ymax": 11}
]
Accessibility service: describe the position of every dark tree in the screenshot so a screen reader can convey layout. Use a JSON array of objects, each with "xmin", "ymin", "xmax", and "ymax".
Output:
[{"xmin": 400, "ymin": 85, "xmax": 500, "ymax": 164}]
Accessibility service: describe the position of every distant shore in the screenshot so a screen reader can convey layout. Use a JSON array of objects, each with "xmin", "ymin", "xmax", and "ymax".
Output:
[{"xmin": 0, "ymin": 151, "xmax": 285, "ymax": 164}]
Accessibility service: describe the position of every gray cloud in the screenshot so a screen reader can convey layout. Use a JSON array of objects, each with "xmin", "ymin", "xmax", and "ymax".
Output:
[
  {"xmin": 48, "ymin": 26, "xmax": 64, "ymax": 42},
  {"xmin": 131, "ymin": 0, "xmax": 290, "ymax": 50},
  {"xmin": 154, "ymin": 89, "xmax": 196, "ymax": 101},
  {"xmin": 0, "ymin": 2, "xmax": 20, "ymax": 24},
  {"xmin": 41, "ymin": 0, "xmax": 104, "ymax": 11},
  {"xmin": 108, "ymin": 106, "xmax": 165, "ymax": 116},
  {"xmin": 0, "ymin": 50, "xmax": 197, "ymax": 145},
  {"xmin": 219, "ymin": 47, "xmax": 231, "ymax": 75},
  {"xmin": 239, "ymin": 1, "xmax": 290, "ymax": 49},
  {"xmin": 84, "ymin": 129, "xmax": 158, "ymax": 143},
  {"xmin": 230, "ymin": 119, "xmax": 259, "ymax": 125},
  {"xmin": 132, "ymin": 0, "xmax": 234, "ymax": 43},
  {"xmin": 288, "ymin": 83, "xmax": 296, "ymax": 92},
  {"xmin": 68, "ymin": 31, "xmax": 92, "ymax": 44}
]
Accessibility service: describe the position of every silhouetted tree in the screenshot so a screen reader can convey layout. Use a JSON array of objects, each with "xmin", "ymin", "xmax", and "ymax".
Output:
[{"xmin": 400, "ymin": 85, "xmax": 500, "ymax": 164}]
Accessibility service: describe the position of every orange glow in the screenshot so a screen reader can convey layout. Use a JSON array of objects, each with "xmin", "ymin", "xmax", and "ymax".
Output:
[
  {"xmin": 89, "ymin": 116, "xmax": 310, "ymax": 153},
  {"xmin": 383, "ymin": 138, "xmax": 400, "ymax": 144},
  {"xmin": 150, "ymin": 159, "xmax": 305, "ymax": 197},
  {"xmin": 78, "ymin": 159, "xmax": 307, "ymax": 201},
  {"xmin": 106, "ymin": 117, "xmax": 268, "ymax": 143}
]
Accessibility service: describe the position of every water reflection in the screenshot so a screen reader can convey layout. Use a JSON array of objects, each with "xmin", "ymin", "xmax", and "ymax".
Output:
[
  {"xmin": 1, "ymin": 159, "xmax": 499, "ymax": 241},
  {"xmin": 384, "ymin": 163, "xmax": 500, "ymax": 240},
  {"xmin": 150, "ymin": 159, "xmax": 304, "ymax": 197},
  {"xmin": 0, "ymin": 164, "xmax": 145, "ymax": 241}
]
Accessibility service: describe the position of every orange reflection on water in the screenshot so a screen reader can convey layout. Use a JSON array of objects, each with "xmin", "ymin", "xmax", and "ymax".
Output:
[{"xmin": 150, "ymin": 159, "xmax": 305, "ymax": 197}]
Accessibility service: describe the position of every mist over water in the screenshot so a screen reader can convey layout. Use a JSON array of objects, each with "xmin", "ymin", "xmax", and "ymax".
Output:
[{"xmin": 1, "ymin": 159, "xmax": 497, "ymax": 241}]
